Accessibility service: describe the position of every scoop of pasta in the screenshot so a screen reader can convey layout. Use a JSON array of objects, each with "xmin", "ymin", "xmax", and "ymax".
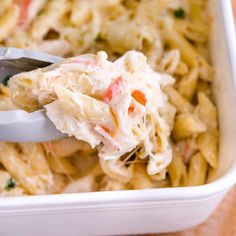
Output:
[{"xmin": 9, "ymin": 50, "xmax": 174, "ymax": 176}]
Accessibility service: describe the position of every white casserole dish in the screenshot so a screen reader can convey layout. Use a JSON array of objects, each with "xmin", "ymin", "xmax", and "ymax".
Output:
[{"xmin": 0, "ymin": 0, "xmax": 236, "ymax": 235}]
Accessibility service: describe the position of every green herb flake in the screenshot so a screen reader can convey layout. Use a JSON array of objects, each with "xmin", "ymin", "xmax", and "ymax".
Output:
[
  {"xmin": 173, "ymin": 8, "xmax": 185, "ymax": 19},
  {"xmin": 5, "ymin": 178, "xmax": 16, "ymax": 191},
  {"xmin": 2, "ymin": 76, "xmax": 11, "ymax": 86}
]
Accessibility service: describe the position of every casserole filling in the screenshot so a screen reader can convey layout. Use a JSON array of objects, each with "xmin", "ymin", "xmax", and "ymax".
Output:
[{"xmin": 0, "ymin": 0, "xmax": 218, "ymax": 195}]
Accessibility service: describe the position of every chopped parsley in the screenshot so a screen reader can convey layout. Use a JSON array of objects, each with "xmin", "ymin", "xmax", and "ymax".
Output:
[
  {"xmin": 5, "ymin": 178, "xmax": 16, "ymax": 191},
  {"xmin": 173, "ymin": 8, "xmax": 186, "ymax": 19},
  {"xmin": 2, "ymin": 76, "xmax": 11, "ymax": 86}
]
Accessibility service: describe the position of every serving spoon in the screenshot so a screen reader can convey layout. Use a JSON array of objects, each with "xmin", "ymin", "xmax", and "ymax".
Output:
[{"xmin": 0, "ymin": 47, "xmax": 66, "ymax": 142}]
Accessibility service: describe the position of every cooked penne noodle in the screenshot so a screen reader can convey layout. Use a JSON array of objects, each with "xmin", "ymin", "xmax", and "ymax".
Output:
[
  {"xmin": 0, "ymin": 170, "xmax": 26, "ymax": 197},
  {"xmin": 99, "ymin": 176, "xmax": 130, "ymax": 191},
  {"xmin": 164, "ymin": 22, "xmax": 200, "ymax": 67},
  {"xmin": 175, "ymin": 61, "xmax": 189, "ymax": 75},
  {"xmin": 197, "ymin": 130, "xmax": 218, "ymax": 168},
  {"xmin": 19, "ymin": 143, "xmax": 53, "ymax": 187},
  {"xmin": 168, "ymin": 148, "xmax": 187, "ymax": 187},
  {"xmin": 172, "ymin": 113, "xmax": 206, "ymax": 141},
  {"xmin": 47, "ymin": 156, "xmax": 77, "ymax": 175},
  {"xmin": 158, "ymin": 49, "xmax": 180, "ymax": 75},
  {"xmin": 177, "ymin": 67, "xmax": 199, "ymax": 101},
  {"xmin": 30, "ymin": 0, "xmax": 69, "ymax": 39},
  {"xmin": 163, "ymin": 22, "xmax": 213, "ymax": 81},
  {"xmin": 196, "ymin": 92, "xmax": 218, "ymax": 130},
  {"xmin": 0, "ymin": 143, "xmax": 47, "ymax": 195},
  {"xmin": 48, "ymin": 174, "xmax": 68, "ymax": 194},
  {"xmin": 42, "ymin": 138, "xmax": 93, "ymax": 159},
  {"xmin": 130, "ymin": 164, "xmax": 153, "ymax": 189},
  {"xmin": 174, "ymin": 20, "xmax": 208, "ymax": 43},
  {"xmin": 187, "ymin": 152, "xmax": 208, "ymax": 186},
  {"xmin": 70, "ymin": 0, "xmax": 91, "ymax": 27},
  {"xmin": 0, "ymin": 0, "xmax": 14, "ymax": 15},
  {"xmin": 164, "ymin": 86, "xmax": 194, "ymax": 113},
  {"xmin": 63, "ymin": 175, "xmax": 95, "ymax": 193},
  {"xmin": 196, "ymin": 81, "xmax": 212, "ymax": 98},
  {"xmin": 55, "ymin": 86, "xmax": 115, "ymax": 128},
  {"xmin": 0, "ymin": 4, "xmax": 19, "ymax": 41},
  {"xmin": 100, "ymin": 159, "xmax": 133, "ymax": 184}
]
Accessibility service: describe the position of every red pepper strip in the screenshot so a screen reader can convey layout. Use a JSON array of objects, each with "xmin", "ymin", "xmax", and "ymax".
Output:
[
  {"xmin": 128, "ymin": 103, "xmax": 135, "ymax": 113},
  {"xmin": 131, "ymin": 89, "xmax": 147, "ymax": 106},
  {"xmin": 102, "ymin": 76, "xmax": 123, "ymax": 104},
  {"xmin": 16, "ymin": 0, "xmax": 32, "ymax": 25},
  {"xmin": 100, "ymin": 126, "xmax": 111, "ymax": 135}
]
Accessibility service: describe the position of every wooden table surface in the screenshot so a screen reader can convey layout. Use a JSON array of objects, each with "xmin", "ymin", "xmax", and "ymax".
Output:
[{"xmin": 153, "ymin": 186, "xmax": 236, "ymax": 236}]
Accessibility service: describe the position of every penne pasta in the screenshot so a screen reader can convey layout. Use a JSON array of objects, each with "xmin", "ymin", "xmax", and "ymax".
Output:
[
  {"xmin": 30, "ymin": 0, "xmax": 69, "ymax": 39},
  {"xmin": 63, "ymin": 175, "xmax": 95, "ymax": 193},
  {"xmin": 48, "ymin": 174, "xmax": 68, "ymax": 194},
  {"xmin": 197, "ymin": 130, "xmax": 218, "ymax": 168},
  {"xmin": 158, "ymin": 49, "xmax": 180, "ymax": 75},
  {"xmin": 55, "ymin": 86, "xmax": 115, "ymax": 129},
  {"xmin": 47, "ymin": 155, "xmax": 77, "ymax": 175},
  {"xmin": 196, "ymin": 80, "xmax": 212, "ymax": 98},
  {"xmin": 168, "ymin": 148, "xmax": 187, "ymax": 187},
  {"xmin": 177, "ymin": 68, "xmax": 198, "ymax": 101},
  {"xmin": 163, "ymin": 22, "xmax": 213, "ymax": 81},
  {"xmin": 19, "ymin": 143, "xmax": 53, "ymax": 189},
  {"xmin": 0, "ymin": 0, "xmax": 14, "ymax": 15},
  {"xmin": 0, "ymin": 143, "xmax": 47, "ymax": 195},
  {"xmin": 172, "ymin": 112, "xmax": 206, "ymax": 141},
  {"xmin": 0, "ymin": 4, "xmax": 20, "ymax": 42},
  {"xmin": 174, "ymin": 19, "xmax": 208, "ymax": 43},
  {"xmin": 42, "ymin": 137, "xmax": 93, "ymax": 159},
  {"xmin": 130, "ymin": 164, "xmax": 153, "ymax": 189},
  {"xmin": 164, "ymin": 86, "xmax": 194, "ymax": 113},
  {"xmin": 99, "ymin": 176, "xmax": 130, "ymax": 191},
  {"xmin": 175, "ymin": 61, "xmax": 189, "ymax": 76},
  {"xmin": 164, "ymin": 22, "xmax": 200, "ymax": 67},
  {"xmin": 187, "ymin": 152, "xmax": 208, "ymax": 186},
  {"xmin": 0, "ymin": 170, "xmax": 26, "ymax": 197},
  {"xmin": 70, "ymin": 0, "xmax": 91, "ymax": 27},
  {"xmin": 196, "ymin": 92, "xmax": 218, "ymax": 130},
  {"xmin": 99, "ymin": 159, "xmax": 133, "ymax": 184}
]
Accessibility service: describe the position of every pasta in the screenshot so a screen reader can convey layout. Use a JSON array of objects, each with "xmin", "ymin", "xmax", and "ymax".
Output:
[
  {"xmin": 0, "ymin": 4, "xmax": 20, "ymax": 42},
  {"xmin": 18, "ymin": 143, "xmax": 53, "ymax": 188},
  {"xmin": 167, "ymin": 147, "xmax": 187, "ymax": 187},
  {"xmin": 130, "ymin": 164, "xmax": 153, "ymax": 190},
  {"xmin": 172, "ymin": 112, "xmax": 206, "ymax": 141},
  {"xmin": 47, "ymin": 155, "xmax": 77, "ymax": 175},
  {"xmin": 0, "ymin": 143, "xmax": 48, "ymax": 194},
  {"xmin": 187, "ymin": 152, "xmax": 208, "ymax": 186},
  {"xmin": 177, "ymin": 67, "xmax": 198, "ymax": 101},
  {"xmin": 164, "ymin": 86, "xmax": 194, "ymax": 113},
  {"xmin": 0, "ymin": 0, "xmax": 219, "ymax": 196},
  {"xmin": 197, "ymin": 130, "xmax": 218, "ymax": 168}
]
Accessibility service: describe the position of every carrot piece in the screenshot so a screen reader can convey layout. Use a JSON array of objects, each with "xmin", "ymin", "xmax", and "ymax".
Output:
[
  {"xmin": 131, "ymin": 89, "xmax": 147, "ymax": 106},
  {"xmin": 102, "ymin": 76, "xmax": 123, "ymax": 103}
]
